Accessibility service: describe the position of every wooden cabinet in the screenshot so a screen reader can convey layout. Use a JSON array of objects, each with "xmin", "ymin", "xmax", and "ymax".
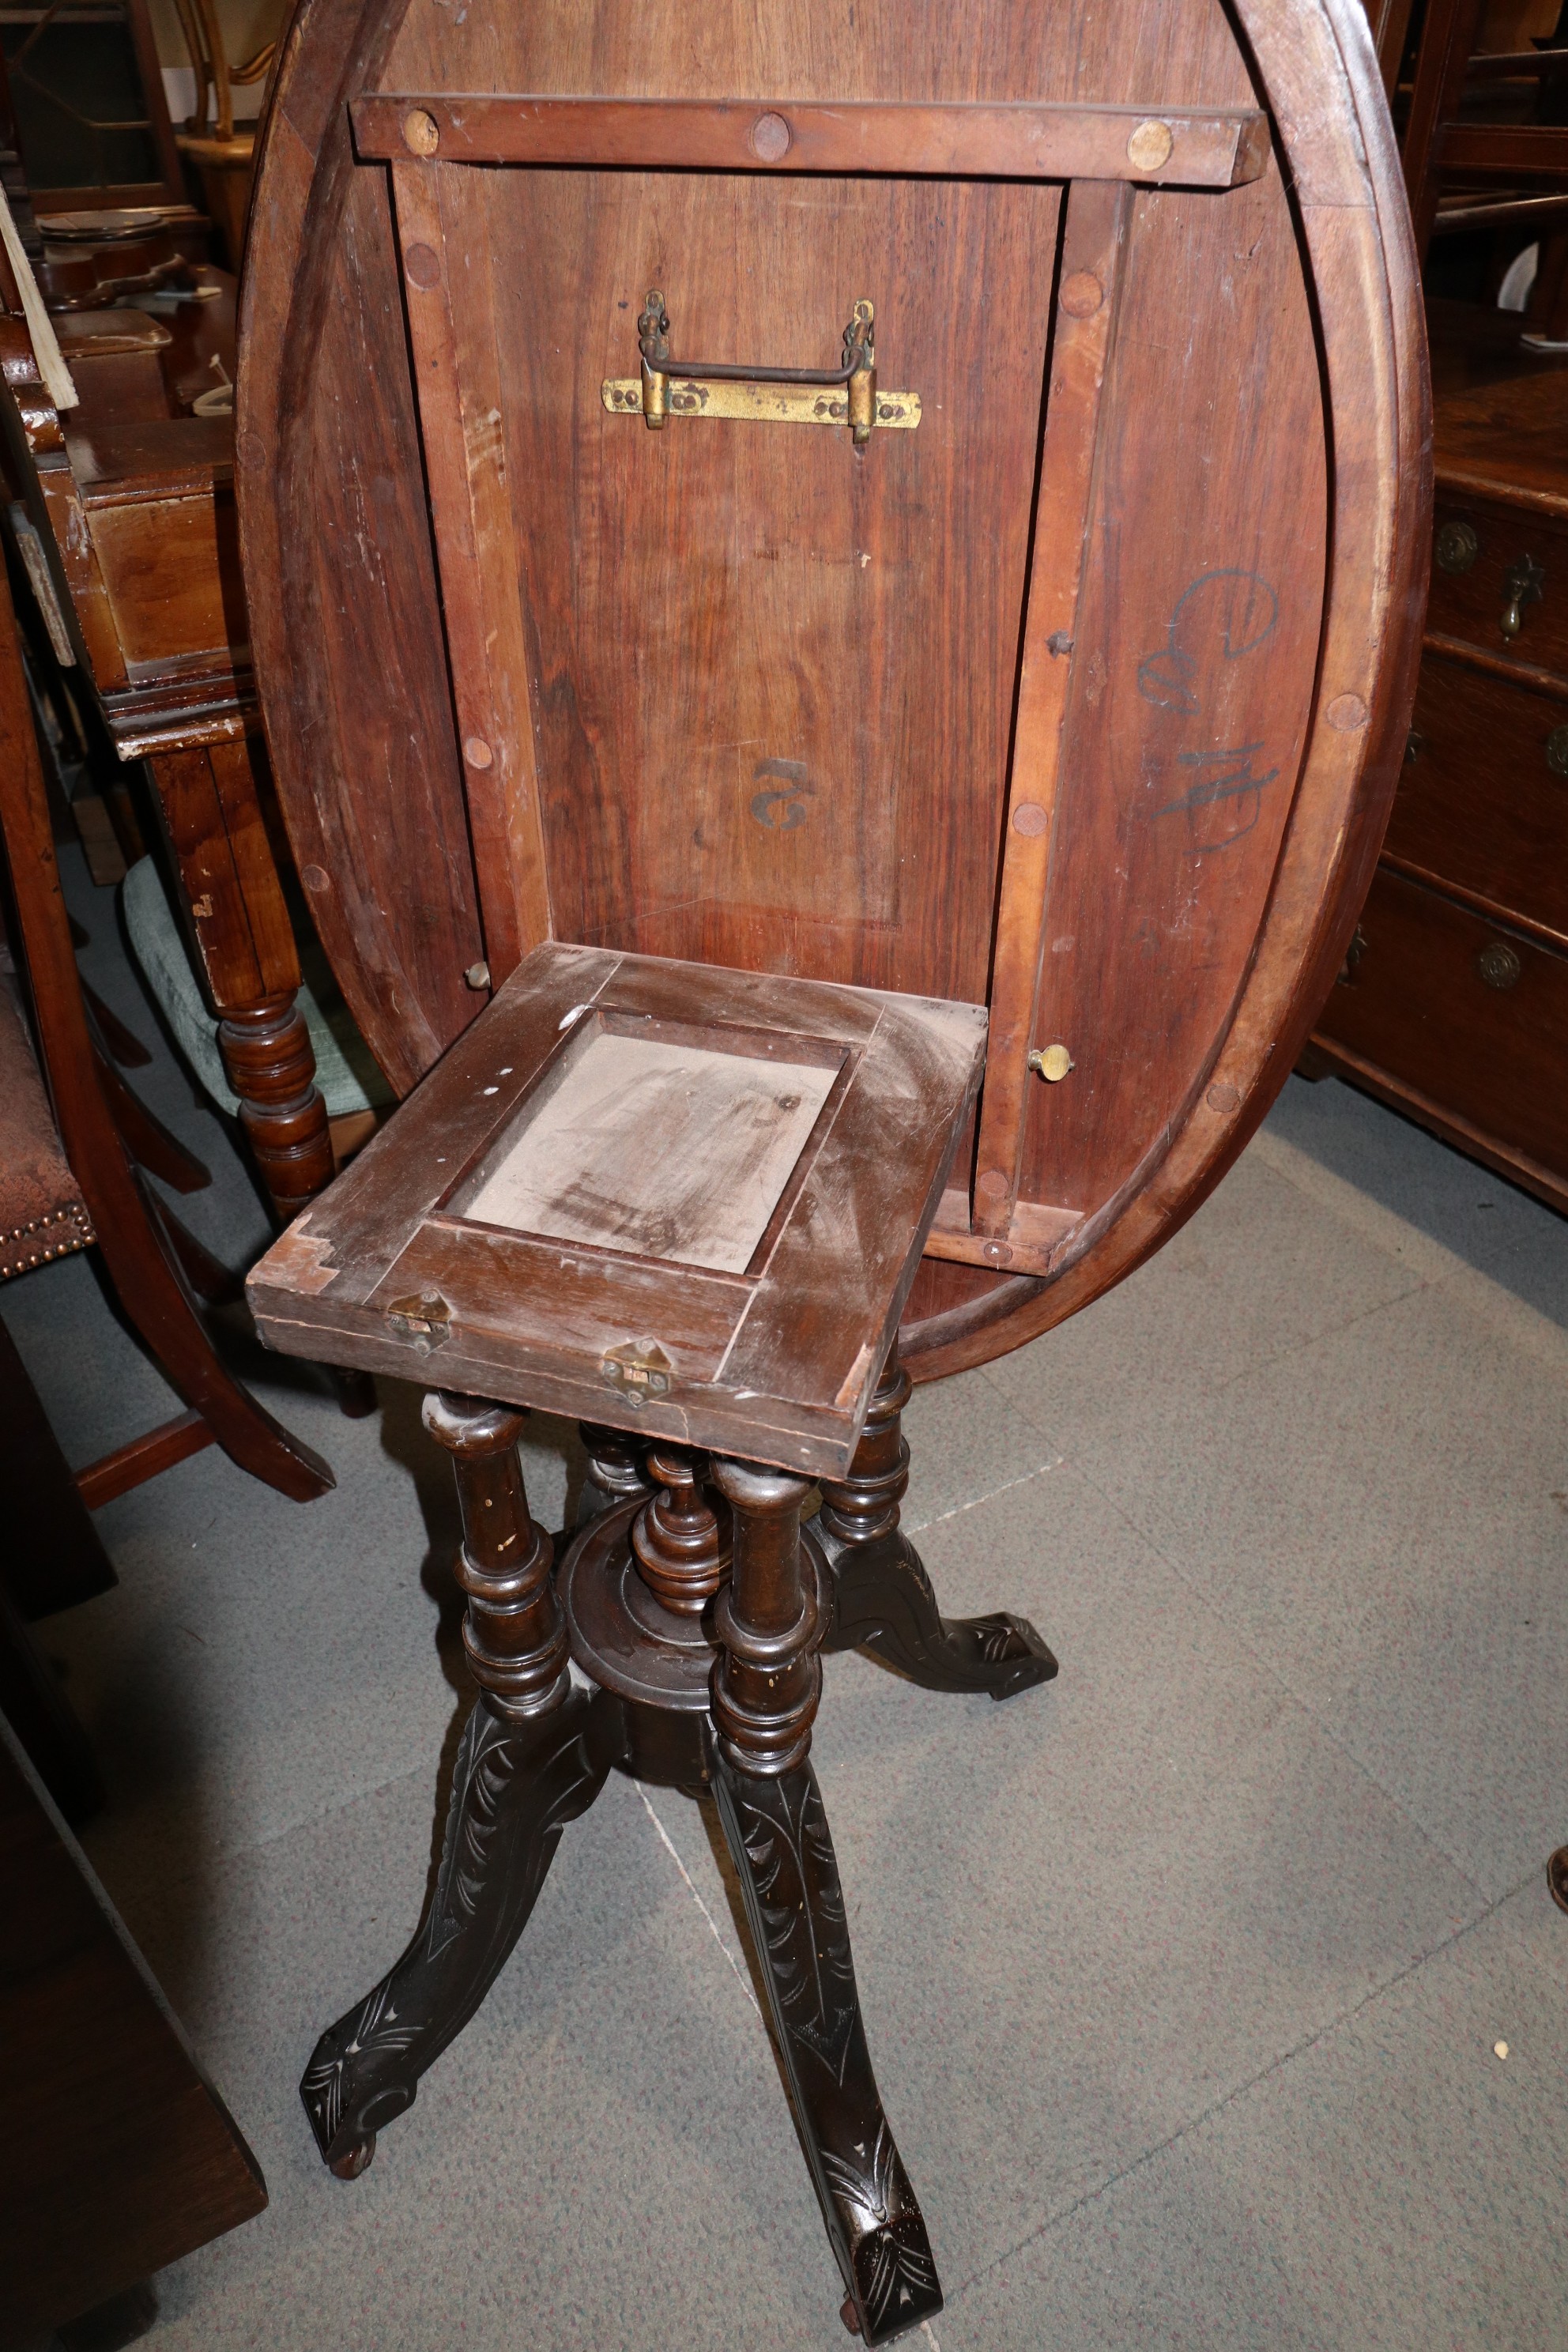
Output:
[{"xmin": 1310, "ymin": 360, "xmax": 1568, "ymax": 1216}]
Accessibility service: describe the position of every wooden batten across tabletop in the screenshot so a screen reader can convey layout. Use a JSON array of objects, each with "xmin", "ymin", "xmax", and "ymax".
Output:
[
  {"xmin": 247, "ymin": 944, "xmax": 986, "ymax": 1476},
  {"xmin": 352, "ymin": 96, "xmax": 1272, "ymax": 187}
]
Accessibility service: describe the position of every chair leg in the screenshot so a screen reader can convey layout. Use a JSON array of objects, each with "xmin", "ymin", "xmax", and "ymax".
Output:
[
  {"xmin": 303, "ymin": 1393, "xmax": 616, "ymax": 2176},
  {"xmin": 816, "ymin": 1342, "xmax": 1057, "ymax": 1701},
  {"xmin": 709, "ymin": 1460, "xmax": 942, "ymax": 2346}
]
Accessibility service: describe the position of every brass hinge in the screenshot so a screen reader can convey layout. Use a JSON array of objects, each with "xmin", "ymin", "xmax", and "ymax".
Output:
[
  {"xmin": 600, "ymin": 1337, "xmax": 673, "ymax": 1407},
  {"xmin": 384, "ymin": 1292, "xmax": 452, "ymax": 1355}
]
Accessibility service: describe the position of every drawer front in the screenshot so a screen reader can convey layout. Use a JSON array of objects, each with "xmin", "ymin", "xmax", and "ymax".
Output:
[
  {"xmin": 1427, "ymin": 496, "xmax": 1568, "ymax": 673},
  {"xmin": 1316, "ymin": 868, "xmax": 1568, "ymax": 1177},
  {"xmin": 1389, "ymin": 653, "xmax": 1568, "ymax": 943}
]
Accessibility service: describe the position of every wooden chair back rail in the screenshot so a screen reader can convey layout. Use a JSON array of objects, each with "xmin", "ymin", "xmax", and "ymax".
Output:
[
  {"xmin": 236, "ymin": 0, "xmax": 1428, "ymax": 1381},
  {"xmin": 1400, "ymin": 0, "xmax": 1568, "ymax": 258}
]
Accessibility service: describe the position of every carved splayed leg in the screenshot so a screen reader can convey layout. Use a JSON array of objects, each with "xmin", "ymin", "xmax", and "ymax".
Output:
[
  {"xmin": 708, "ymin": 1458, "xmax": 942, "ymax": 2346},
  {"xmin": 816, "ymin": 1342, "xmax": 1057, "ymax": 1702},
  {"xmin": 301, "ymin": 1393, "xmax": 617, "ymax": 2177}
]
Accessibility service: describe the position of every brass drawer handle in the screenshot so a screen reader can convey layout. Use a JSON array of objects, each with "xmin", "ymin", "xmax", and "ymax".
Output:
[
  {"xmin": 603, "ymin": 291, "xmax": 921, "ymax": 441},
  {"xmin": 1435, "ymin": 518, "xmax": 1479, "ymax": 575},
  {"xmin": 1502, "ymin": 553, "xmax": 1545, "ymax": 640},
  {"xmin": 1547, "ymin": 724, "xmax": 1568, "ymax": 778},
  {"xmin": 1477, "ymin": 940, "xmax": 1522, "ymax": 991}
]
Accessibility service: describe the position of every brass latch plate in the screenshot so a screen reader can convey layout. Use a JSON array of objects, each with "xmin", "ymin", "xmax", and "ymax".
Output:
[
  {"xmin": 604, "ymin": 292, "xmax": 919, "ymax": 436},
  {"xmin": 601, "ymin": 378, "xmax": 921, "ymax": 431}
]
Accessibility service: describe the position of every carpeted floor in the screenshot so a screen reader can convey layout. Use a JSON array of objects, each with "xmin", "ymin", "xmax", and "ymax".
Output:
[{"xmin": 9, "ymin": 841, "xmax": 1568, "ymax": 2350}]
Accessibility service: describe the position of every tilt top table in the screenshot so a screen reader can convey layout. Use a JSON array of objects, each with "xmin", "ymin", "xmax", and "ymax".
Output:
[{"xmin": 236, "ymin": 2, "xmax": 1430, "ymax": 2338}]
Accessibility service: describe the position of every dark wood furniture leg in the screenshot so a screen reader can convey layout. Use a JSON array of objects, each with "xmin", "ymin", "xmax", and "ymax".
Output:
[
  {"xmin": 815, "ymin": 1342, "xmax": 1057, "ymax": 1701},
  {"xmin": 0, "ymin": 566, "xmax": 334, "ymax": 1502},
  {"xmin": 578, "ymin": 1417, "xmax": 653, "ymax": 1512},
  {"xmin": 708, "ymin": 1459, "xmax": 942, "ymax": 2347},
  {"xmin": 150, "ymin": 740, "xmax": 337, "ymax": 1227},
  {"xmin": 151, "ymin": 741, "xmax": 375, "ymax": 1419},
  {"xmin": 301, "ymin": 1392, "xmax": 615, "ymax": 2177}
]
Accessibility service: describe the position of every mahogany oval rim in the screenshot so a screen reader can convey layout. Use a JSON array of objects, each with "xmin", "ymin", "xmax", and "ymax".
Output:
[{"xmin": 237, "ymin": 0, "xmax": 1430, "ymax": 1386}]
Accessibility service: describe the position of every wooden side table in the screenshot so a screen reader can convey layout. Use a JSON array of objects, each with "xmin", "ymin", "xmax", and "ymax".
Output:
[{"xmin": 248, "ymin": 941, "xmax": 1056, "ymax": 2344}]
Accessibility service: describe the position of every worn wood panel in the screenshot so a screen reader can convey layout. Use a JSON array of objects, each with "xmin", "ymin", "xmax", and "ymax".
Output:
[
  {"xmin": 974, "ymin": 179, "xmax": 1132, "ymax": 1239},
  {"xmin": 380, "ymin": 0, "xmax": 1255, "ymax": 109},
  {"xmin": 240, "ymin": 33, "xmax": 487, "ymax": 1098},
  {"xmin": 0, "ymin": 1723, "xmax": 266, "ymax": 2339},
  {"xmin": 248, "ymin": 942, "xmax": 985, "ymax": 1473},
  {"xmin": 1389, "ymin": 652, "xmax": 1568, "ymax": 949},
  {"xmin": 459, "ymin": 1024, "xmax": 840, "ymax": 1270},
  {"xmin": 1014, "ymin": 164, "xmax": 1328, "ymax": 1222},
  {"xmin": 390, "ymin": 160, "xmax": 552, "ymax": 984},
  {"xmin": 85, "ymin": 492, "xmax": 237, "ymax": 670},
  {"xmin": 1314, "ymin": 866, "xmax": 1568, "ymax": 1174},
  {"xmin": 466, "ymin": 164, "xmax": 1055, "ymax": 1007}
]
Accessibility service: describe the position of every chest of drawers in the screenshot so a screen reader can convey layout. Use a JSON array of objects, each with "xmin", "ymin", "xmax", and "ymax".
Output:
[{"xmin": 1310, "ymin": 359, "xmax": 1568, "ymax": 1214}]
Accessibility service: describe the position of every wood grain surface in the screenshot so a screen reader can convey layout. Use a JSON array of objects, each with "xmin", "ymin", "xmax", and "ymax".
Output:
[{"xmin": 236, "ymin": 0, "xmax": 1427, "ymax": 1379}]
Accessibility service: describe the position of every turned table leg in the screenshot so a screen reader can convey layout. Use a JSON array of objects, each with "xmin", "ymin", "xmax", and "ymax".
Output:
[
  {"xmin": 217, "ymin": 994, "xmax": 334, "ymax": 1221},
  {"xmin": 578, "ymin": 1419, "xmax": 653, "ymax": 1518},
  {"xmin": 300, "ymin": 1393, "xmax": 615, "ymax": 2177},
  {"xmin": 150, "ymin": 740, "xmax": 337, "ymax": 1227},
  {"xmin": 708, "ymin": 1459, "xmax": 942, "ymax": 2346},
  {"xmin": 816, "ymin": 1340, "xmax": 1058, "ymax": 1702},
  {"xmin": 150, "ymin": 739, "xmax": 375, "ymax": 1413}
]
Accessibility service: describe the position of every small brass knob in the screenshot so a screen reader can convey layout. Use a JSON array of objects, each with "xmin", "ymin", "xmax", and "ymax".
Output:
[
  {"xmin": 1477, "ymin": 940, "xmax": 1522, "ymax": 991},
  {"xmin": 1027, "ymin": 1043, "xmax": 1075, "ymax": 1082},
  {"xmin": 1435, "ymin": 518, "xmax": 1479, "ymax": 575}
]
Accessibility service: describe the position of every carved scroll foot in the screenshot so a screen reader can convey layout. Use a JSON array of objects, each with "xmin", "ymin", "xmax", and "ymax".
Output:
[
  {"xmin": 302, "ymin": 1685, "xmax": 616, "ymax": 2173},
  {"xmin": 816, "ymin": 1339, "xmax": 1055, "ymax": 1702},
  {"xmin": 710, "ymin": 1745, "xmax": 942, "ymax": 2346},
  {"xmin": 819, "ymin": 1528, "xmax": 1057, "ymax": 1702}
]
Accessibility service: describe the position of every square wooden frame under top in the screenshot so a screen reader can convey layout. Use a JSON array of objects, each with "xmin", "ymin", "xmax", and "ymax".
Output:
[{"xmin": 247, "ymin": 944, "xmax": 986, "ymax": 1476}]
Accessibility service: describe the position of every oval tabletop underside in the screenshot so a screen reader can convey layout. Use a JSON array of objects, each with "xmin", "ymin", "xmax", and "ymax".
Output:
[{"xmin": 237, "ymin": 0, "xmax": 1429, "ymax": 1383}]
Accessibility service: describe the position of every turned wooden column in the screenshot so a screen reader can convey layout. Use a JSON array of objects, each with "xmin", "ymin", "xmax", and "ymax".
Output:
[
  {"xmin": 818, "ymin": 1339, "xmax": 910, "ymax": 1551},
  {"xmin": 578, "ymin": 1420, "xmax": 652, "ymax": 1513},
  {"xmin": 709, "ymin": 1461, "xmax": 820, "ymax": 1773},
  {"xmin": 151, "ymin": 738, "xmax": 336, "ymax": 1228},
  {"xmin": 423, "ymin": 1393, "xmax": 568, "ymax": 1719},
  {"xmin": 218, "ymin": 995, "xmax": 334, "ymax": 1218},
  {"xmin": 631, "ymin": 1449, "xmax": 730, "ymax": 1616}
]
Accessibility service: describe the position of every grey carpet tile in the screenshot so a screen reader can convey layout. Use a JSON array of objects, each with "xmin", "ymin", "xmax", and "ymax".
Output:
[
  {"xmin": 899, "ymin": 1361, "xmax": 1061, "ymax": 1532},
  {"xmin": 978, "ymin": 1138, "xmax": 1430, "ymax": 1463},
  {"xmin": 11, "ymin": 844, "xmax": 1568, "ymax": 2348},
  {"xmin": 1037, "ymin": 1269, "xmax": 1568, "ymax": 1724},
  {"xmin": 940, "ymin": 1895, "xmax": 1568, "ymax": 2351},
  {"xmin": 624, "ymin": 1464, "xmax": 1487, "ymax": 2283},
  {"xmin": 1264, "ymin": 1072, "xmax": 1568, "ymax": 1313},
  {"xmin": 32, "ymin": 1371, "xmax": 590, "ymax": 1898}
]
